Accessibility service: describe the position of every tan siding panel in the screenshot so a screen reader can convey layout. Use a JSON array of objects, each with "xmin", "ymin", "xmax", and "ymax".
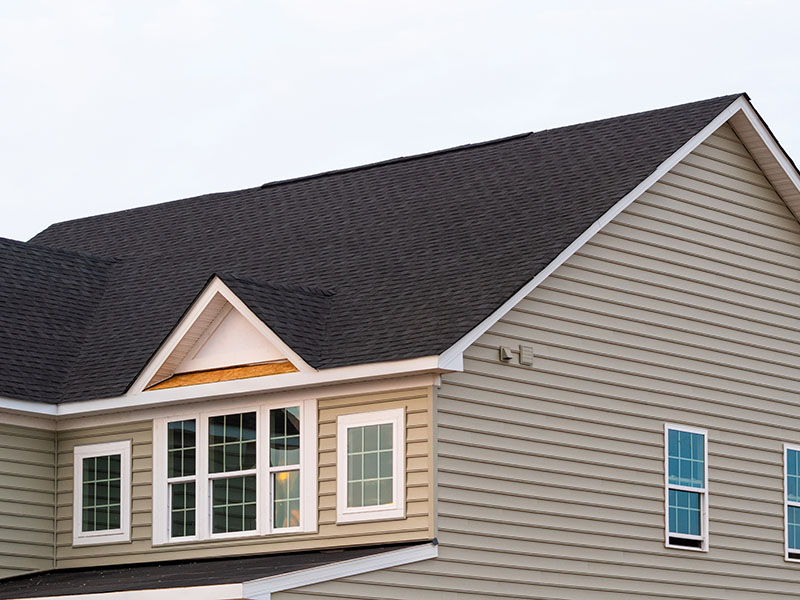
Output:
[
  {"xmin": 0, "ymin": 424, "xmax": 55, "ymax": 578},
  {"xmin": 55, "ymin": 386, "xmax": 433, "ymax": 568}
]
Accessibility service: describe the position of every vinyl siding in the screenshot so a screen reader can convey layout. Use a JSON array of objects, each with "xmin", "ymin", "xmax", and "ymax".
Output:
[
  {"xmin": 275, "ymin": 124, "xmax": 800, "ymax": 598},
  {"xmin": 0, "ymin": 423, "xmax": 55, "ymax": 578},
  {"xmin": 54, "ymin": 386, "xmax": 433, "ymax": 568}
]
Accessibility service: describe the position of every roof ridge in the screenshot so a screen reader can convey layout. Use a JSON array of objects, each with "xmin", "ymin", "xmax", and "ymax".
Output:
[
  {"xmin": 217, "ymin": 272, "xmax": 337, "ymax": 297},
  {"xmin": 258, "ymin": 131, "xmax": 534, "ymax": 190},
  {"xmin": 30, "ymin": 94, "xmax": 744, "ymax": 239},
  {"xmin": 256, "ymin": 94, "xmax": 745, "ymax": 191}
]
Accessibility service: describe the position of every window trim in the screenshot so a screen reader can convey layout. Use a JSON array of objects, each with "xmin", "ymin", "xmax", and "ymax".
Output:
[
  {"xmin": 152, "ymin": 398, "xmax": 317, "ymax": 546},
  {"xmin": 664, "ymin": 423, "xmax": 709, "ymax": 552},
  {"xmin": 784, "ymin": 443, "xmax": 800, "ymax": 562},
  {"xmin": 336, "ymin": 408, "xmax": 405, "ymax": 524},
  {"xmin": 73, "ymin": 440, "xmax": 132, "ymax": 546}
]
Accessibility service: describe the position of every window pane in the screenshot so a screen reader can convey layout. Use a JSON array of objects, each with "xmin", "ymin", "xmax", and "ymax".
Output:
[
  {"xmin": 82, "ymin": 454, "xmax": 122, "ymax": 533},
  {"xmin": 273, "ymin": 470, "xmax": 300, "ymax": 529},
  {"xmin": 170, "ymin": 482, "xmax": 196, "ymax": 538},
  {"xmin": 168, "ymin": 420, "xmax": 196, "ymax": 478},
  {"xmin": 789, "ymin": 505, "xmax": 800, "ymax": 550},
  {"xmin": 209, "ymin": 413, "xmax": 257, "ymax": 473},
  {"xmin": 668, "ymin": 429, "xmax": 704, "ymax": 488},
  {"xmin": 346, "ymin": 424, "xmax": 393, "ymax": 508},
  {"xmin": 789, "ymin": 449, "xmax": 800, "ymax": 503},
  {"xmin": 211, "ymin": 476, "xmax": 257, "ymax": 533},
  {"xmin": 668, "ymin": 489, "xmax": 701, "ymax": 536},
  {"xmin": 270, "ymin": 407, "xmax": 301, "ymax": 467}
]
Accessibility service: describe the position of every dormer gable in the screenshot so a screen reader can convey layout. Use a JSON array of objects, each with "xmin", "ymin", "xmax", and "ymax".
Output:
[
  {"xmin": 131, "ymin": 275, "xmax": 324, "ymax": 393},
  {"xmin": 176, "ymin": 304, "xmax": 288, "ymax": 374}
]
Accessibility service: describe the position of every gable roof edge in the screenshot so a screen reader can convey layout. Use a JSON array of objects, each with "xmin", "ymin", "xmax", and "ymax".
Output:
[
  {"xmin": 129, "ymin": 276, "xmax": 317, "ymax": 395},
  {"xmin": 439, "ymin": 94, "xmax": 753, "ymax": 370}
]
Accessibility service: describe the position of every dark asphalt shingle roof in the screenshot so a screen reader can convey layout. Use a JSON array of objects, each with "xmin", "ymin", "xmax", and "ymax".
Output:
[
  {"xmin": 2, "ymin": 94, "xmax": 743, "ymax": 403},
  {"xmin": 0, "ymin": 542, "xmax": 425, "ymax": 598}
]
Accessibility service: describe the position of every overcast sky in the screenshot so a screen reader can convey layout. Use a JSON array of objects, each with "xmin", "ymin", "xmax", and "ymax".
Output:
[{"xmin": 1, "ymin": 0, "xmax": 798, "ymax": 241}]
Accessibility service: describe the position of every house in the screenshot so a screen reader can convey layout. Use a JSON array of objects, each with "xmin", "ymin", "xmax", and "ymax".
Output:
[{"xmin": 1, "ymin": 91, "xmax": 800, "ymax": 598}]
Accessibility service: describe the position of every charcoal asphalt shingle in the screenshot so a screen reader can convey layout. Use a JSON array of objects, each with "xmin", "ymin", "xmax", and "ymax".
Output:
[{"xmin": 0, "ymin": 94, "xmax": 743, "ymax": 403}]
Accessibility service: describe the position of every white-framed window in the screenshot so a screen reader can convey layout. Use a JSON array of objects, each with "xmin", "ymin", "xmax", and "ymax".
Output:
[
  {"xmin": 664, "ymin": 424, "xmax": 709, "ymax": 551},
  {"xmin": 784, "ymin": 444, "xmax": 800, "ymax": 561},
  {"xmin": 152, "ymin": 398, "xmax": 317, "ymax": 545},
  {"xmin": 337, "ymin": 408, "xmax": 405, "ymax": 524},
  {"xmin": 73, "ymin": 440, "xmax": 132, "ymax": 546}
]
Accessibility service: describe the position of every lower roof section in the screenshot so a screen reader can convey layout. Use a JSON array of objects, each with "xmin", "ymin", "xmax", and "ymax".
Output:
[{"xmin": 0, "ymin": 541, "xmax": 437, "ymax": 600}]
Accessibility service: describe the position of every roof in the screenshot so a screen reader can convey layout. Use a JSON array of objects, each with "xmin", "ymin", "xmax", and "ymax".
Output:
[
  {"xmin": 0, "ymin": 542, "xmax": 426, "ymax": 599},
  {"xmin": 2, "ymin": 93, "xmax": 743, "ymax": 403}
]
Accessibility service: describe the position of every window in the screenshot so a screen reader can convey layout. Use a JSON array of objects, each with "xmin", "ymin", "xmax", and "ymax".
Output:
[
  {"xmin": 664, "ymin": 424, "xmax": 708, "ymax": 551},
  {"xmin": 153, "ymin": 400, "xmax": 316, "ymax": 545},
  {"xmin": 167, "ymin": 419, "xmax": 197, "ymax": 539},
  {"xmin": 785, "ymin": 445, "xmax": 800, "ymax": 561},
  {"xmin": 337, "ymin": 408, "xmax": 405, "ymax": 523},
  {"xmin": 73, "ymin": 440, "xmax": 131, "ymax": 546}
]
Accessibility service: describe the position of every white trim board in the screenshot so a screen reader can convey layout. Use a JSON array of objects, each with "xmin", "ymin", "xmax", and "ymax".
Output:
[
  {"xmin": 5, "ymin": 542, "xmax": 438, "ymax": 600},
  {"xmin": 0, "ymin": 358, "xmax": 447, "ymax": 419},
  {"xmin": 439, "ymin": 94, "xmax": 800, "ymax": 368}
]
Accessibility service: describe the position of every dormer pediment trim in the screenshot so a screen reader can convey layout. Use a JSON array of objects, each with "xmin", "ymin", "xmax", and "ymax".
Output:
[{"xmin": 131, "ymin": 276, "xmax": 316, "ymax": 393}]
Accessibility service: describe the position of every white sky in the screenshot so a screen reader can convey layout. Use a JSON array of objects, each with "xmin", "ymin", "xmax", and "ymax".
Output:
[{"xmin": 1, "ymin": 0, "xmax": 798, "ymax": 241}]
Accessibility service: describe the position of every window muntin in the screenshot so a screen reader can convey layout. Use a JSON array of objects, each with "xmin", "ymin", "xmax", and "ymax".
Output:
[
  {"xmin": 337, "ymin": 408, "xmax": 405, "ymax": 524},
  {"xmin": 347, "ymin": 423, "xmax": 393, "ymax": 508},
  {"xmin": 664, "ymin": 424, "xmax": 708, "ymax": 551},
  {"xmin": 73, "ymin": 440, "xmax": 131, "ymax": 546},
  {"xmin": 153, "ymin": 400, "xmax": 316, "ymax": 545},
  {"xmin": 82, "ymin": 454, "xmax": 122, "ymax": 532},
  {"xmin": 785, "ymin": 446, "xmax": 800, "ymax": 560}
]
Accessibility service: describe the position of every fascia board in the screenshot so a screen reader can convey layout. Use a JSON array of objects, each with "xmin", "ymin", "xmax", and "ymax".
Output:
[
  {"xmin": 0, "ymin": 355, "xmax": 449, "ymax": 417},
  {"xmin": 242, "ymin": 542, "xmax": 439, "ymax": 599},
  {"xmin": 438, "ymin": 95, "xmax": 752, "ymax": 368},
  {"xmin": 3, "ymin": 583, "xmax": 244, "ymax": 600}
]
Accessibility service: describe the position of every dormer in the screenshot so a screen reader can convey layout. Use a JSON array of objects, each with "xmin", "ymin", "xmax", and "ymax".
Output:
[{"xmin": 132, "ymin": 274, "xmax": 328, "ymax": 394}]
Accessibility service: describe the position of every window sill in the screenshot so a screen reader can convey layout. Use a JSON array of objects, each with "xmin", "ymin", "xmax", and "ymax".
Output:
[
  {"xmin": 152, "ymin": 527, "xmax": 314, "ymax": 547},
  {"xmin": 337, "ymin": 505, "xmax": 405, "ymax": 524},
  {"xmin": 73, "ymin": 530, "xmax": 131, "ymax": 547}
]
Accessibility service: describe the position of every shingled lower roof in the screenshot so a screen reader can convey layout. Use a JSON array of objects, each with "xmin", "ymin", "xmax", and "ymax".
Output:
[
  {"xmin": 2, "ymin": 94, "xmax": 743, "ymax": 403},
  {"xmin": 0, "ymin": 542, "xmax": 431, "ymax": 599}
]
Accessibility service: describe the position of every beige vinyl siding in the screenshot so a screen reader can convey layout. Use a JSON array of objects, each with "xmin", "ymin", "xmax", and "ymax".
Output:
[
  {"xmin": 55, "ymin": 386, "xmax": 433, "ymax": 568},
  {"xmin": 275, "ymin": 123, "xmax": 800, "ymax": 598},
  {"xmin": 0, "ymin": 423, "xmax": 55, "ymax": 578}
]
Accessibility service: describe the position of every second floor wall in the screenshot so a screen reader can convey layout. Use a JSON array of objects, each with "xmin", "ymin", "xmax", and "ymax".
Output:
[{"xmin": 51, "ymin": 382, "xmax": 434, "ymax": 569}]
